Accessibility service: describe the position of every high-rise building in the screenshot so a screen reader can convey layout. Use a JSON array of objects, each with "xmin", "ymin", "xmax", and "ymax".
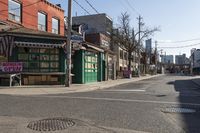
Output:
[
  {"xmin": 160, "ymin": 55, "xmax": 174, "ymax": 64},
  {"xmin": 175, "ymin": 54, "xmax": 186, "ymax": 65}
]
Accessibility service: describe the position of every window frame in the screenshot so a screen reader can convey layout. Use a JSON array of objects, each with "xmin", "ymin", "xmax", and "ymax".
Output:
[
  {"xmin": 8, "ymin": 0, "xmax": 22, "ymax": 23},
  {"xmin": 38, "ymin": 11, "xmax": 47, "ymax": 31},
  {"xmin": 119, "ymin": 50, "xmax": 123, "ymax": 59},
  {"xmin": 52, "ymin": 17, "xmax": 60, "ymax": 34}
]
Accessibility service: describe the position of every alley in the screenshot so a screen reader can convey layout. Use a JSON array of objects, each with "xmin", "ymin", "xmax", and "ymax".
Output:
[{"xmin": 0, "ymin": 75, "xmax": 200, "ymax": 133}]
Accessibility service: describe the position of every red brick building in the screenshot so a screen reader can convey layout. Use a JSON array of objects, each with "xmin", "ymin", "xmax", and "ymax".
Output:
[{"xmin": 0, "ymin": 0, "xmax": 64, "ymax": 35}]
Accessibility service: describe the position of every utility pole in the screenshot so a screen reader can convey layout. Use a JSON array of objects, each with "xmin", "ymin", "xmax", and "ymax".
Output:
[
  {"xmin": 65, "ymin": 0, "xmax": 72, "ymax": 87},
  {"xmin": 137, "ymin": 15, "xmax": 142, "ymax": 76},
  {"xmin": 132, "ymin": 29, "xmax": 135, "ymax": 72}
]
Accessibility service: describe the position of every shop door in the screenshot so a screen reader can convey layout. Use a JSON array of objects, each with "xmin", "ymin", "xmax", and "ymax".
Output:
[{"xmin": 84, "ymin": 52, "xmax": 98, "ymax": 83}]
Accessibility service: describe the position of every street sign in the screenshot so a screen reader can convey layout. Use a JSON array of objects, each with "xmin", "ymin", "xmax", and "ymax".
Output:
[{"xmin": 71, "ymin": 35, "xmax": 84, "ymax": 43}]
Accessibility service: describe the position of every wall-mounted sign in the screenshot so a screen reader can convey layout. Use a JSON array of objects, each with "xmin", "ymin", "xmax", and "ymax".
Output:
[
  {"xmin": 101, "ymin": 40, "xmax": 109, "ymax": 47},
  {"xmin": 71, "ymin": 35, "xmax": 84, "ymax": 43},
  {"xmin": 0, "ymin": 62, "xmax": 23, "ymax": 73}
]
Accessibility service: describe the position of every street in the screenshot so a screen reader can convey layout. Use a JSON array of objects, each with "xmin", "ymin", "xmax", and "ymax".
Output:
[{"xmin": 1, "ymin": 74, "xmax": 200, "ymax": 133}]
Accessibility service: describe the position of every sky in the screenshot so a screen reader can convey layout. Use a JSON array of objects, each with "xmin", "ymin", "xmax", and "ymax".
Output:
[{"xmin": 50, "ymin": 0, "xmax": 200, "ymax": 58}]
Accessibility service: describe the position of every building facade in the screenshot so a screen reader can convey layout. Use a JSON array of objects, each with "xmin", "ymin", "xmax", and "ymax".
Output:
[
  {"xmin": 72, "ymin": 14, "xmax": 113, "ymax": 36},
  {"xmin": 160, "ymin": 55, "xmax": 174, "ymax": 64},
  {"xmin": 175, "ymin": 54, "xmax": 186, "ymax": 65},
  {"xmin": 72, "ymin": 14, "xmax": 116, "ymax": 81},
  {"xmin": 0, "ymin": 0, "xmax": 66, "ymax": 85},
  {"xmin": 190, "ymin": 49, "xmax": 200, "ymax": 74}
]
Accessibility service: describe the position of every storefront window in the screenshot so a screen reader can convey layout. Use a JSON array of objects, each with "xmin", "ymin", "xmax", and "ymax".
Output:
[
  {"xmin": 17, "ymin": 48, "xmax": 60, "ymax": 72},
  {"xmin": 30, "ymin": 48, "xmax": 39, "ymax": 53},
  {"xmin": 30, "ymin": 54, "xmax": 40, "ymax": 61},
  {"xmin": 18, "ymin": 54, "xmax": 28, "ymax": 60},
  {"xmin": 50, "ymin": 55, "xmax": 59, "ymax": 61},
  {"xmin": 50, "ymin": 62, "xmax": 59, "ymax": 68},
  {"xmin": 84, "ymin": 51, "xmax": 98, "ymax": 83},
  {"xmin": 40, "ymin": 62, "xmax": 49, "ymax": 68},
  {"xmin": 40, "ymin": 55, "xmax": 49, "ymax": 61},
  {"xmin": 40, "ymin": 49, "xmax": 49, "ymax": 53}
]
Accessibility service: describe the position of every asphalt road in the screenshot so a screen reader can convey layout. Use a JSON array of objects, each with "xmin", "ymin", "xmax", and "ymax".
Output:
[{"xmin": 1, "ymin": 74, "xmax": 200, "ymax": 133}]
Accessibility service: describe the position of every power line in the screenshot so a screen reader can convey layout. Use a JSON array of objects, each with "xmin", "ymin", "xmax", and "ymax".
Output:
[
  {"xmin": 73, "ymin": 0, "xmax": 91, "ymax": 15},
  {"xmin": 84, "ymin": 0, "xmax": 99, "ymax": 14},
  {"xmin": 158, "ymin": 42, "xmax": 200, "ymax": 49},
  {"xmin": 0, "ymin": 0, "xmax": 41, "ymax": 13},
  {"xmin": 158, "ymin": 38, "xmax": 200, "ymax": 44},
  {"xmin": 125, "ymin": 0, "xmax": 140, "ymax": 15},
  {"xmin": 118, "ymin": 0, "xmax": 133, "ymax": 14}
]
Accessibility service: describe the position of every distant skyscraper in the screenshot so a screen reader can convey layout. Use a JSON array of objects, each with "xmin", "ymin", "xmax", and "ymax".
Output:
[
  {"xmin": 160, "ymin": 55, "xmax": 174, "ymax": 64},
  {"xmin": 175, "ymin": 54, "xmax": 186, "ymax": 65}
]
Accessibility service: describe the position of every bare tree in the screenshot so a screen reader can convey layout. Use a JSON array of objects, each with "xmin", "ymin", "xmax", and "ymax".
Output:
[{"xmin": 113, "ymin": 12, "xmax": 159, "ymax": 75}]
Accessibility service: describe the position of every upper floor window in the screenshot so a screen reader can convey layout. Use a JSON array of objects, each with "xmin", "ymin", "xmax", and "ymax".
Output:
[
  {"xmin": 38, "ymin": 12, "xmax": 47, "ymax": 31},
  {"xmin": 52, "ymin": 18, "xmax": 59, "ymax": 34},
  {"xmin": 124, "ymin": 52, "xmax": 128, "ymax": 60},
  {"xmin": 8, "ymin": 0, "xmax": 21, "ymax": 22},
  {"xmin": 120, "ymin": 50, "xmax": 123, "ymax": 59}
]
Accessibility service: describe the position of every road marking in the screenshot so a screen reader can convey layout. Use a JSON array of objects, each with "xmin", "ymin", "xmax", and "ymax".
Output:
[
  {"xmin": 101, "ymin": 89, "xmax": 146, "ymax": 92},
  {"xmin": 44, "ymin": 96, "xmax": 200, "ymax": 106}
]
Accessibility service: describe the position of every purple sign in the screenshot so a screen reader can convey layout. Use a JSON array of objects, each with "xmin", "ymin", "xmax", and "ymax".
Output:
[{"xmin": 1, "ymin": 62, "xmax": 23, "ymax": 73}]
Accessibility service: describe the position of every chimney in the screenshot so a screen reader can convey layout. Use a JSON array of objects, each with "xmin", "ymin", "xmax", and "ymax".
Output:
[{"xmin": 56, "ymin": 4, "xmax": 61, "ymax": 8}]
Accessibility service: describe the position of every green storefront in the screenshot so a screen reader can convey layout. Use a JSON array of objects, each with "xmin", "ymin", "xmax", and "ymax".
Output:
[
  {"xmin": 0, "ymin": 26, "xmax": 67, "ymax": 85},
  {"xmin": 72, "ymin": 43, "xmax": 105, "ymax": 84}
]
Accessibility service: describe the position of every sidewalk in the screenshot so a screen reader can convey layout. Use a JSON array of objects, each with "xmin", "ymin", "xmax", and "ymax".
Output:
[{"xmin": 0, "ymin": 74, "xmax": 163, "ymax": 96}]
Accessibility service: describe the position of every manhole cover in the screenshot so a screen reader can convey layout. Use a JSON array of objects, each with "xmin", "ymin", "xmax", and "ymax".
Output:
[
  {"xmin": 162, "ymin": 107, "xmax": 196, "ymax": 113},
  {"xmin": 27, "ymin": 118, "xmax": 75, "ymax": 132}
]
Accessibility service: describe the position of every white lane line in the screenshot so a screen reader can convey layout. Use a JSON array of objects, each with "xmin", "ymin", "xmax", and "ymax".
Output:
[
  {"xmin": 101, "ymin": 89, "xmax": 146, "ymax": 92},
  {"xmin": 44, "ymin": 96, "xmax": 200, "ymax": 106}
]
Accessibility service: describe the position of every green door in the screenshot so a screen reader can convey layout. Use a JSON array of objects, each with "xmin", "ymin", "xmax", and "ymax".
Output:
[{"xmin": 84, "ymin": 52, "xmax": 98, "ymax": 83}]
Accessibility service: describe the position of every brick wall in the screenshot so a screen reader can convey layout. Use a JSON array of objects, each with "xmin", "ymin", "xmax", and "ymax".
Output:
[
  {"xmin": 0, "ymin": 1, "xmax": 8, "ymax": 20},
  {"xmin": 0, "ymin": 0, "xmax": 64, "ymax": 36}
]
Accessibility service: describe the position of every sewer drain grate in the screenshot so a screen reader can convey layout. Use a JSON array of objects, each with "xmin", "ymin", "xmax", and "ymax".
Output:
[
  {"xmin": 27, "ymin": 118, "xmax": 75, "ymax": 132},
  {"xmin": 162, "ymin": 107, "xmax": 196, "ymax": 113}
]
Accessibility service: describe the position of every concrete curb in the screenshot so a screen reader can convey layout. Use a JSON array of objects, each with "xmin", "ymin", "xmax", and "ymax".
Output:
[{"xmin": 0, "ymin": 74, "xmax": 164, "ymax": 96}]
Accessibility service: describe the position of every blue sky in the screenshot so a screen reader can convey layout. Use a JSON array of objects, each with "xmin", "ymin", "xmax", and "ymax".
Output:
[{"xmin": 50, "ymin": 0, "xmax": 200, "ymax": 57}]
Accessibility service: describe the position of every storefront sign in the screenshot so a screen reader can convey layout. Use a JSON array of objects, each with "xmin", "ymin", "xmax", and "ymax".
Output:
[{"xmin": 0, "ymin": 62, "xmax": 23, "ymax": 73}]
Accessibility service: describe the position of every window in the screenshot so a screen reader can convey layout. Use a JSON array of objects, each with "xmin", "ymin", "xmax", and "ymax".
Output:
[
  {"xmin": 124, "ymin": 52, "xmax": 128, "ymax": 60},
  {"xmin": 52, "ymin": 18, "xmax": 59, "ymax": 34},
  {"xmin": 17, "ymin": 48, "xmax": 59, "ymax": 72},
  {"xmin": 120, "ymin": 50, "xmax": 123, "ymax": 59},
  {"xmin": 38, "ymin": 12, "xmax": 47, "ymax": 31},
  {"xmin": 8, "ymin": 0, "xmax": 21, "ymax": 22}
]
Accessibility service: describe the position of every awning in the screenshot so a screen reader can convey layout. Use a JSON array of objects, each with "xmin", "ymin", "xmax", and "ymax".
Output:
[
  {"xmin": 85, "ymin": 43, "xmax": 104, "ymax": 52},
  {"xmin": 72, "ymin": 42, "xmax": 86, "ymax": 50},
  {"xmin": 15, "ymin": 41, "xmax": 63, "ymax": 49}
]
